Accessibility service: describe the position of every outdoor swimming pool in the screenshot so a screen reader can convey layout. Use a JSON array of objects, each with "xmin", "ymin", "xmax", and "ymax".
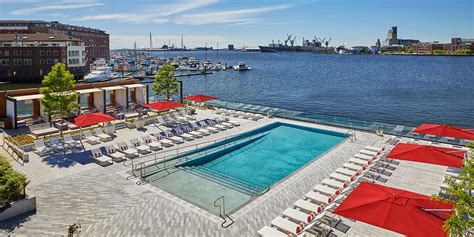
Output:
[{"xmin": 144, "ymin": 122, "xmax": 348, "ymax": 214}]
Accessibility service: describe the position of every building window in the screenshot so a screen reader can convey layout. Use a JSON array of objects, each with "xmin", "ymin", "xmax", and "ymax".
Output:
[
  {"xmin": 24, "ymin": 59, "xmax": 32, "ymax": 65},
  {"xmin": 26, "ymin": 50, "xmax": 32, "ymax": 56},
  {"xmin": 53, "ymin": 50, "xmax": 58, "ymax": 56},
  {"xmin": 14, "ymin": 59, "xmax": 22, "ymax": 65},
  {"xmin": 13, "ymin": 51, "xmax": 18, "ymax": 56},
  {"xmin": 1, "ymin": 59, "xmax": 9, "ymax": 66},
  {"xmin": 4, "ymin": 51, "xmax": 9, "ymax": 56},
  {"xmin": 40, "ymin": 59, "xmax": 45, "ymax": 64},
  {"xmin": 46, "ymin": 50, "xmax": 51, "ymax": 56},
  {"xmin": 20, "ymin": 51, "xmax": 25, "ymax": 56},
  {"xmin": 47, "ymin": 59, "xmax": 52, "ymax": 64},
  {"xmin": 54, "ymin": 58, "xmax": 58, "ymax": 64},
  {"xmin": 40, "ymin": 50, "xmax": 45, "ymax": 56}
]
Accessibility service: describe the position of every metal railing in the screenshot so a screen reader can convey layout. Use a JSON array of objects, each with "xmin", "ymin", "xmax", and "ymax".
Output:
[
  {"xmin": 214, "ymin": 196, "xmax": 234, "ymax": 228},
  {"xmin": 130, "ymin": 132, "xmax": 268, "ymax": 181},
  {"xmin": 206, "ymin": 100, "xmax": 471, "ymax": 147}
]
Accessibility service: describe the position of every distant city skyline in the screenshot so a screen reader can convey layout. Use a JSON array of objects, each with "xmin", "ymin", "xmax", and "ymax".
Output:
[{"xmin": 0, "ymin": 0, "xmax": 472, "ymax": 49}]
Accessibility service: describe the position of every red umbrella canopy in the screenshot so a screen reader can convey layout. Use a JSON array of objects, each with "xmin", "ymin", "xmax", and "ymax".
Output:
[
  {"xmin": 184, "ymin": 94, "xmax": 217, "ymax": 102},
  {"xmin": 387, "ymin": 143, "xmax": 466, "ymax": 168},
  {"xmin": 143, "ymin": 101, "xmax": 184, "ymax": 111},
  {"xmin": 413, "ymin": 123, "xmax": 474, "ymax": 140},
  {"xmin": 74, "ymin": 112, "xmax": 116, "ymax": 127},
  {"xmin": 334, "ymin": 182, "xmax": 453, "ymax": 237}
]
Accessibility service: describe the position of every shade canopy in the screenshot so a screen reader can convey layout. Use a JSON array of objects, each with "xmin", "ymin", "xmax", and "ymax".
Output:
[
  {"xmin": 74, "ymin": 112, "xmax": 116, "ymax": 127},
  {"xmin": 184, "ymin": 94, "xmax": 217, "ymax": 102},
  {"xmin": 413, "ymin": 123, "xmax": 474, "ymax": 140},
  {"xmin": 143, "ymin": 101, "xmax": 184, "ymax": 111},
  {"xmin": 334, "ymin": 182, "xmax": 453, "ymax": 237},
  {"xmin": 387, "ymin": 143, "xmax": 465, "ymax": 168}
]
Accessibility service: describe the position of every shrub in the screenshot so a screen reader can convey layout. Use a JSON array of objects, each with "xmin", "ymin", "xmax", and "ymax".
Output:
[
  {"xmin": 0, "ymin": 156, "xmax": 29, "ymax": 207},
  {"xmin": 6, "ymin": 134, "xmax": 35, "ymax": 145}
]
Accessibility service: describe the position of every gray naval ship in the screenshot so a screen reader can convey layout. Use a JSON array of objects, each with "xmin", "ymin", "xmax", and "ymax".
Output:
[{"xmin": 259, "ymin": 34, "xmax": 334, "ymax": 53}]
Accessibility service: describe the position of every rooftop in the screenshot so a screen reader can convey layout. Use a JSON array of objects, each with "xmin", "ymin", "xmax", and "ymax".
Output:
[{"xmin": 0, "ymin": 33, "xmax": 82, "ymax": 42}]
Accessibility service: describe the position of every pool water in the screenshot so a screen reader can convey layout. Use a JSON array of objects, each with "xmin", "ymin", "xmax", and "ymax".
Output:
[{"xmin": 146, "ymin": 123, "xmax": 347, "ymax": 214}]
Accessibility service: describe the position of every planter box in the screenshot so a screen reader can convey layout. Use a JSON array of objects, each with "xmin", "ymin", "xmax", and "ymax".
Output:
[
  {"xmin": 0, "ymin": 197, "xmax": 36, "ymax": 222},
  {"xmin": 104, "ymin": 124, "xmax": 116, "ymax": 134},
  {"xmin": 135, "ymin": 118, "xmax": 145, "ymax": 129}
]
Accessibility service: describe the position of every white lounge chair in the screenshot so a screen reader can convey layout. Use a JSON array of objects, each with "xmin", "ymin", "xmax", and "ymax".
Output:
[
  {"xmin": 33, "ymin": 140, "xmax": 51, "ymax": 156},
  {"xmin": 63, "ymin": 134, "xmax": 82, "ymax": 150},
  {"xmin": 90, "ymin": 148, "xmax": 112, "ymax": 166},
  {"xmin": 270, "ymin": 216, "xmax": 303, "ymax": 235},
  {"xmin": 336, "ymin": 168, "xmax": 359, "ymax": 177},
  {"xmin": 197, "ymin": 121, "xmax": 219, "ymax": 133},
  {"xmin": 117, "ymin": 142, "xmax": 139, "ymax": 158},
  {"xmin": 344, "ymin": 162, "xmax": 365, "ymax": 171},
  {"xmin": 365, "ymin": 145, "xmax": 384, "ymax": 153},
  {"xmin": 217, "ymin": 117, "xmax": 240, "ymax": 126},
  {"xmin": 349, "ymin": 157, "xmax": 370, "ymax": 166},
  {"xmin": 161, "ymin": 131, "xmax": 185, "ymax": 144},
  {"xmin": 131, "ymin": 139, "xmax": 151, "ymax": 154},
  {"xmin": 321, "ymin": 178, "xmax": 347, "ymax": 189},
  {"xmin": 282, "ymin": 208, "xmax": 313, "ymax": 224},
  {"xmin": 305, "ymin": 191, "xmax": 333, "ymax": 205},
  {"xmin": 355, "ymin": 153, "xmax": 374, "ymax": 161},
  {"xmin": 187, "ymin": 124, "xmax": 210, "ymax": 136},
  {"xmin": 153, "ymin": 134, "xmax": 174, "ymax": 147},
  {"xmin": 294, "ymin": 199, "xmax": 324, "ymax": 213},
  {"xmin": 105, "ymin": 145, "xmax": 126, "ymax": 162},
  {"xmin": 360, "ymin": 149, "xmax": 378, "ymax": 157},
  {"xmin": 142, "ymin": 135, "xmax": 162, "ymax": 151},
  {"xmin": 83, "ymin": 130, "xmax": 101, "ymax": 144},
  {"xmin": 205, "ymin": 120, "xmax": 226, "ymax": 130},
  {"xmin": 314, "ymin": 184, "xmax": 340, "ymax": 196},
  {"xmin": 171, "ymin": 112, "xmax": 188, "ymax": 123},
  {"xmin": 171, "ymin": 128, "xmax": 194, "ymax": 141},
  {"xmin": 49, "ymin": 137, "xmax": 65, "ymax": 152},
  {"xmin": 330, "ymin": 172, "xmax": 354, "ymax": 182},
  {"xmin": 181, "ymin": 126, "xmax": 204, "ymax": 138},
  {"xmin": 257, "ymin": 226, "xmax": 288, "ymax": 237},
  {"xmin": 94, "ymin": 128, "xmax": 112, "ymax": 141},
  {"xmin": 246, "ymin": 112, "xmax": 264, "ymax": 121}
]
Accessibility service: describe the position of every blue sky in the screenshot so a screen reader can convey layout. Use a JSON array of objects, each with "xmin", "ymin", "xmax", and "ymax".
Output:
[{"xmin": 1, "ymin": 0, "xmax": 472, "ymax": 49}]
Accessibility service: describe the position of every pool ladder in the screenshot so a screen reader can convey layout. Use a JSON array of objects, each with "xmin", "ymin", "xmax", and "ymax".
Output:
[
  {"xmin": 214, "ymin": 196, "xmax": 234, "ymax": 228},
  {"xmin": 345, "ymin": 129, "xmax": 356, "ymax": 142}
]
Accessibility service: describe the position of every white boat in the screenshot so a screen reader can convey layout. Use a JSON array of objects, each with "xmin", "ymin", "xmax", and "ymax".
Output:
[
  {"xmin": 84, "ymin": 66, "xmax": 117, "ymax": 82},
  {"xmin": 234, "ymin": 62, "xmax": 251, "ymax": 71}
]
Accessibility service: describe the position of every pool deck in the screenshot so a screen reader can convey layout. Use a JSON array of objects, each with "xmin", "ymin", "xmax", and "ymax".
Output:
[{"xmin": 0, "ymin": 108, "xmax": 456, "ymax": 236}]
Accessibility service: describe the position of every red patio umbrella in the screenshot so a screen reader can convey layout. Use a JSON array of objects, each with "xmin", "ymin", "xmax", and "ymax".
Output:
[
  {"xmin": 387, "ymin": 143, "xmax": 466, "ymax": 168},
  {"xmin": 74, "ymin": 112, "xmax": 116, "ymax": 127},
  {"xmin": 184, "ymin": 94, "xmax": 217, "ymax": 103},
  {"xmin": 413, "ymin": 123, "xmax": 474, "ymax": 140},
  {"xmin": 143, "ymin": 101, "xmax": 184, "ymax": 111},
  {"xmin": 334, "ymin": 182, "xmax": 453, "ymax": 237}
]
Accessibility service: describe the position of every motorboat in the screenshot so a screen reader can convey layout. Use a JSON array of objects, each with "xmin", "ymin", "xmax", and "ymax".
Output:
[
  {"xmin": 84, "ymin": 66, "xmax": 117, "ymax": 82},
  {"xmin": 234, "ymin": 62, "xmax": 251, "ymax": 71}
]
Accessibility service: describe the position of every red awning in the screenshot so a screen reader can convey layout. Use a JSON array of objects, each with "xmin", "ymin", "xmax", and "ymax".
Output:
[
  {"xmin": 334, "ymin": 182, "xmax": 453, "ymax": 237},
  {"xmin": 143, "ymin": 101, "xmax": 184, "ymax": 111},
  {"xmin": 387, "ymin": 143, "xmax": 465, "ymax": 168},
  {"xmin": 184, "ymin": 94, "xmax": 217, "ymax": 102},
  {"xmin": 413, "ymin": 123, "xmax": 474, "ymax": 140},
  {"xmin": 74, "ymin": 112, "xmax": 116, "ymax": 127}
]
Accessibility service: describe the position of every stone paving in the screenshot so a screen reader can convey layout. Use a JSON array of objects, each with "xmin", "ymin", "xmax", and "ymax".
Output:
[{"xmin": 0, "ymin": 108, "xmax": 455, "ymax": 236}]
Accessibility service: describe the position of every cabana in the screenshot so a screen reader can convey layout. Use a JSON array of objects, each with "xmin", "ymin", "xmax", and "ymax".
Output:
[
  {"xmin": 76, "ymin": 88, "xmax": 103, "ymax": 113},
  {"xmin": 100, "ymin": 86, "xmax": 127, "ymax": 113},
  {"xmin": 122, "ymin": 84, "xmax": 148, "ymax": 108},
  {"xmin": 6, "ymin": 94, "xmax": 46, "ymax": 129}
]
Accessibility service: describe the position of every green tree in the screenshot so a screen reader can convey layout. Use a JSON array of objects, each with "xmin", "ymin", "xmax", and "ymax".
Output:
[
  {"xmin": 40, "ymin": 63, "xmax": 79, "ymax": 136},
  {"xmin": 152, "ymin": 64, "xmax": 180, "ymax": 100},
  {"xmin": 433, "ymin": 142, "xmax": 474, "ymax": 236},
  {"xmin": 433, "ymin": 49, "xmax": 448, "ymax": 54}
]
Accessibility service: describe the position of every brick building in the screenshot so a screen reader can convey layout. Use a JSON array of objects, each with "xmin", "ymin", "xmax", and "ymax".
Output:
[
  {"xmin": 412, "ymin": 38, "xmax": 474, "ymax": 54},
  {"xmin": 0, "ymin": 20, "xmax": 109, "ymax": 64},
  {"xmin": 0, "ymin": 34, "xmax": 87, "ymax": 82}
]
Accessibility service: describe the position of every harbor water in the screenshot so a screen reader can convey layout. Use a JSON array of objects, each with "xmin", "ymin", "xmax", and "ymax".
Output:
[{"xmin": 3, "ymin": 51, "xmax": 474, "ymax": 127}]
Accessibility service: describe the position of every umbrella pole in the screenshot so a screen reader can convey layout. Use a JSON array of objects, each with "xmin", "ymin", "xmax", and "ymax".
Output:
[{"xmin": 79, "ymin": 127, "xmax": 85, "ymax": 151}]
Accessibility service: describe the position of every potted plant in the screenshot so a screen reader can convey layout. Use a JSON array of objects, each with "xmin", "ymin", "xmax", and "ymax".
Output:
[{"xmin": 103, "ymin": 121, "xmax": 115, "ymax": 134}]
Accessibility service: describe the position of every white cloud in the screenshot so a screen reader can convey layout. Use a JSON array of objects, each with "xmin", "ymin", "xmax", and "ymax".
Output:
[
  {"xmin": 173, "ymin": 4, "xmax": 293, "ymax": 25},
  {"xmin": 0, "ymin": 0, "xmax": 41, "ymax": 3},
  {"xmin": 11, "ymin": 1, "xmax": 104, "ymax": 15},
  {"xmin": 110, "ymin": 34, "xmax": 228, "ymax": 49},
  {"xmin": 75, "ymin": 0, "xmax": 217, "ymax": 23}
]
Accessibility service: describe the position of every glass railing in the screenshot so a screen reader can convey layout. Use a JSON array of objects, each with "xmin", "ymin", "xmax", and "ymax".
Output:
[{"xmin": 206, "ymin": 100, "xmax": 470, "ymax": 147}]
